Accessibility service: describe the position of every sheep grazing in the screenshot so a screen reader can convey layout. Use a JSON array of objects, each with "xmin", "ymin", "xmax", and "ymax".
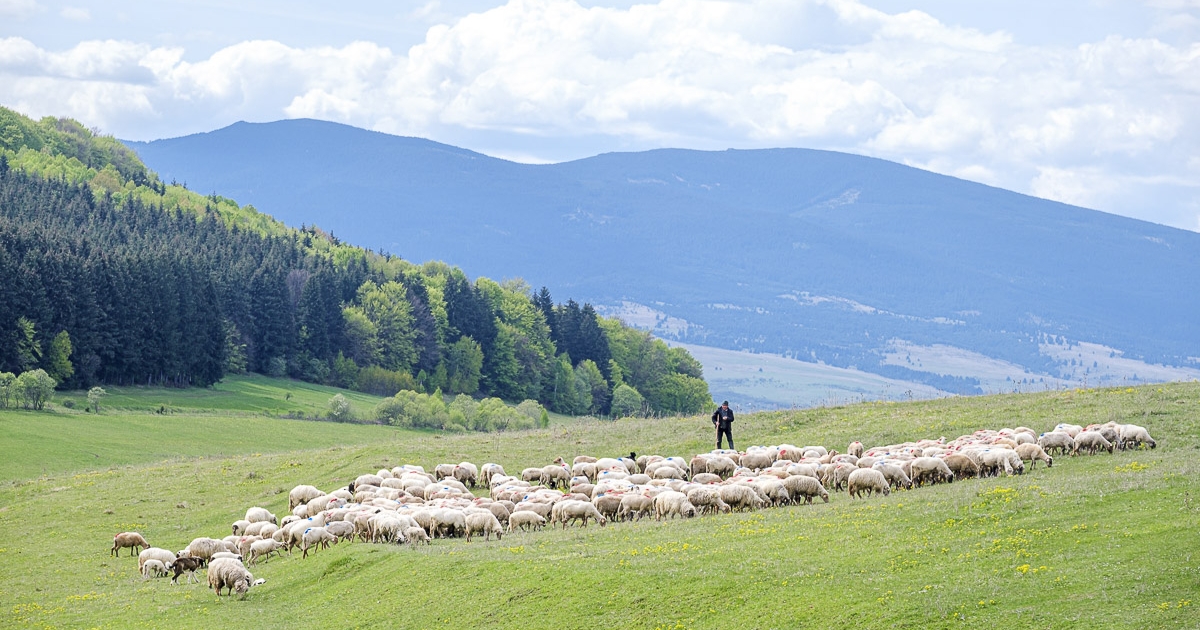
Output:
[
  {"xmin": 782, "ymin": 474, "xmax": 829, "ymax": 505},
  {"xmin": 111, "ymin": 532, "xmax": 149, "ymax": 557},
  {"xmin": 910, "ymin": 457, "xmax": 954, "ymax": 486},
  {"xmin": 170, "ymin": 556, "xmax": 205, "ymax": 584},
  {"xmin": 686, "ymin": 486, "xmax": 732, "ymax": 515},
  {"xmin": 1037, "ymin": 432, "xmax": 1075, "ymax": 456},
  {"xmin": 943, "ymin": 454, "xmax": 979, "ymax": 479},
  {"xmin": 180, "ymin": 537, "xmax": 227, "ymax": 565},
  {"xmin": 244, "ymin": 506, "xmax": 277, "ymax": 525},
  {"xmin": 1119, "ymin": 424, "xmax": 1157, "ymax": 450},
  {"xmin": 464, "ymin": 512, "xmax": 505, "ymax": 542},
  {"xmin": 541, "ymin": 464, "xmax": 571, "ymax": 490},
  {"xmin": 871, "ymin": 462, "xmax": 912, "ymax": 490},
  {"xmin": 288, "ymin": 484, "xmax": 323, "ymax": 510},
  {"xmin": 719, "ymin": 484, "xmax": 765, "ymax": 512},
  {"xmin": 617, "ymin": 494, "xmax": 655, "ymax": 522},
  {"xmin": 404, "ymin": 526, "xmax": 432, "ymax": 545},
  {"xmin": 141, "ymin": 559, "xmax": 169, "ymax": 579},
  {"xmin": 454, "ymin": 462, "xmax": 480, "ymax": 488},
  {"xmin": 1074, "ymin": 431, "xmax": 1114, "ymax": 455},
  {"xmin": 978, "ymin": 450, "xmax": 1015, "ymax": 477},
  {"xmin": 1015, "ymin": 443, "xmax": 1053, "ymax": 469},
  {"xmin": 506, "ymin": 511, "xmax": 546, "ymax": 533},
  {"xmin": 847, "ymin": 441, "xmax": 865, "ymax": 458},
  {"xmin": 554, "ymin": 500, "xmax": 609, "ymax": 528},
  {"xmin": 847, "ymin": 468, "xmax": 891, "ymax": 498},
  {"xmin": 138, "ymin": 547, "xmax": 176, "ymax": 574},
  {"xmin": 207, "ymin": 557, "xmax": 259, "ymax": 599},
  {"xmin": 248, "ymin": 539, "xmax": 287, "ymax": 566}
]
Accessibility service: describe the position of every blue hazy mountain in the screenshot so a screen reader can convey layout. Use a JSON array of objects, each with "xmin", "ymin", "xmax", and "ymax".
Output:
[{"xmin": 127, "ymin": 119, "xmax": 1200, "ymax": 394}]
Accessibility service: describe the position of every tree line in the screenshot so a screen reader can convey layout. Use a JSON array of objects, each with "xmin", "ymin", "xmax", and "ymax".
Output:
[{"xmin": 0, "ymin": 109, "xmax": 711, "ymax": 416}]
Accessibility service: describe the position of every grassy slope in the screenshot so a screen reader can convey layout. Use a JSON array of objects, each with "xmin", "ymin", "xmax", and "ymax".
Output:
[
  {"xmin": 1, "ymin": 384, "xmax": 1198, "ymax": 629},
  {"xmin": 0, "ymin": 375, "xmax": 393, "ymax": 481}
]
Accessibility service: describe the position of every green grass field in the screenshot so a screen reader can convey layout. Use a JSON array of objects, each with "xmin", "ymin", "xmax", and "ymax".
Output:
[{"xmin": 1, "ymin": 381, "xmax": 1197, "ymax": 629}]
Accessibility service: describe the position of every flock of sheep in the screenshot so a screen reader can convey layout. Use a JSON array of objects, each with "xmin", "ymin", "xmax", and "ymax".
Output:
[{"xmin": 110, "ymin": 418, "xmax": 1157, "ymax": 598}]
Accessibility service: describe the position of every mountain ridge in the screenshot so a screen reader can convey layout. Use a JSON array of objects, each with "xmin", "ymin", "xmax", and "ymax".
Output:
[{"xmin": 127, "ymin": 118, "xmax": 1200, "ymax": 399}]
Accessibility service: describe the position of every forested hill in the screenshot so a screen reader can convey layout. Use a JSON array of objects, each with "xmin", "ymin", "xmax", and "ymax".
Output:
[
  {"xmin": 0, "ymin": 107, "xmax": 710, "ymax": 416},
  {"xmin": 129, "ymin": 118, "xmax": 1200, "ymax": 395}
]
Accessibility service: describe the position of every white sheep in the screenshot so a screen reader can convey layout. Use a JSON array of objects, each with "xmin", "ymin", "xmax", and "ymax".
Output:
[
  {"xmin": 718, "ymin": 484, "xmax": 765, "ymax": 512},
  {"xmin": 653, "ymin": 491, "xmax": 697, "ymax": 521},
  {"xmin": 141, "ymin": 558, "xmax": 169, "ymax": 579},
  {"xmin": 248, "ymin": 539, "xmax": 287, "ymax": 565},
  {"xmin": 847, "ymin": 468, "xmax": 890, "ymax": 498},
  {"xmin": 180, "ymin": 537, "xmax": 226, "ymax": 564},
  {"xmin": 617, "ymin": 494, "xmax": 655, "ymax": 522},
  {"xmin": 1037, "ymin": 432, "xmax": 1075, "ymax": 456},
  {"xmin": 507, "ymin": 511, "xmax": 547, "ymax": 532},
  {"xmin": 289, "ymin": 484, "xmax": 323, "ymax": 510},
  {"xmin": 910, "ymin": 457, "xmax": 954, "ymax": 486},
  {"xmin": 686, "ymin": 486, "xmax": 731, "ymax": 515},
  {"xmin": 404, "ymin": 526, "xmax": 431, "ymax": 545},
  {"xmin": 300, "ymin": 527, "xmax": 337, "ymax": 558},
  {"xmin": 782, "ymin": 474, "xmax": 829, "ymax": 504},
  {"xmin": 1119, "ymin": 424, "xmax": 1157, "ymax": 450},
  {"xmin": 464, "ymin": 511, "xmax": 505, "ymax": 541},
  {"xmin": 207, "ymin": 557, "xmax": 260, "ymax": 598},
  {"xmin": 244, "ymin": 506, "xmax": 277, "ymax": 524},
  {"xmin": 1074, "ymin": 431, "xmax": 1114, "ymax": 455},
  {"xmin": 138, "ymin": 547, "xmax": 176, "ymax": 573}
]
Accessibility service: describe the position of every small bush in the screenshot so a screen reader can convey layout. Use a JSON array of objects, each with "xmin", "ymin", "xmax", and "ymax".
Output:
[{"xmin": 327, "ymin": 394, "xmax": 353, "ymax": 422}]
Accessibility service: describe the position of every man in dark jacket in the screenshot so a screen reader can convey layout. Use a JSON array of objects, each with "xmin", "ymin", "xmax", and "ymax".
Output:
[{"xmin": 712, "ymin": 401, "xmax": 735, "ymax": 450}]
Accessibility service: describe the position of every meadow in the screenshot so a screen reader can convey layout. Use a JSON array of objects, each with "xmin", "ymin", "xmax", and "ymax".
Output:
[{"xmin": 1, "ymin": 379, "xmax": 1197, "ymax": 629}]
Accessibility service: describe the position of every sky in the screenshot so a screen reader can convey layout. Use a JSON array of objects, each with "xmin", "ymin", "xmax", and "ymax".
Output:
[{"xmin": 1, "ymin": 0, "xmax": 1198, "ymax": 231}]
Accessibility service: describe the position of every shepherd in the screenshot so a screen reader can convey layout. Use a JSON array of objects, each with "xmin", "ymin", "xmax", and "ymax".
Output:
[{"xmin": 711, "ymin": 400, "xmax": 735, "ymax": 450}]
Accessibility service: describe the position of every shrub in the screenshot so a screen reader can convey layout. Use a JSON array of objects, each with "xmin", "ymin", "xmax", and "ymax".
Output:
[
  {"xmin": 13, "ymin": 369, "xmax": 56, "ymax": 410},
  {"xmin": 327, "ymin": 394, "xmax": 353, "ymax": 422},
  {"xmin": 87, "ymin": 386, "xmax": 107, "ymax": 413}
]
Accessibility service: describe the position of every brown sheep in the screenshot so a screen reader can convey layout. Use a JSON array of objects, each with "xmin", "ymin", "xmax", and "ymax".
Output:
[{"xmin": 111, "ymin": 532, "xmax": 149, "ymax": 557}]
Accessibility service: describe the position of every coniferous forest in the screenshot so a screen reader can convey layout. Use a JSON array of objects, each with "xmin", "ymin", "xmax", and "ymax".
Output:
[{"xmin": 0, "ymin": 107, "xmax": 710, "ymax": 417}]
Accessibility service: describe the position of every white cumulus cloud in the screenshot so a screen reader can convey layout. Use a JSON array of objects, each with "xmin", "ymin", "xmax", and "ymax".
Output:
[{"xmin": 0, "ymin": 0, "xmax": 1197, "ymax": 230}]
